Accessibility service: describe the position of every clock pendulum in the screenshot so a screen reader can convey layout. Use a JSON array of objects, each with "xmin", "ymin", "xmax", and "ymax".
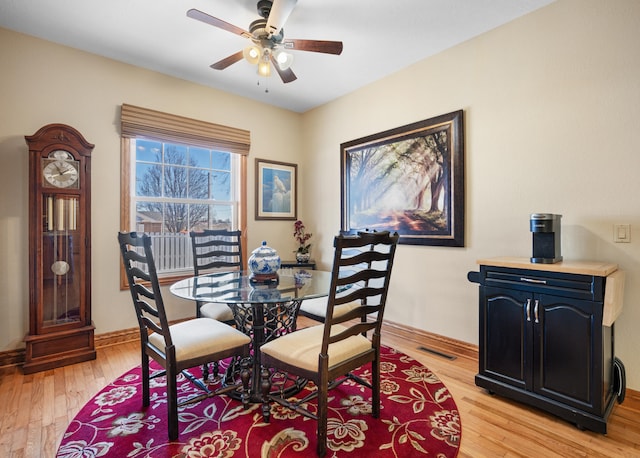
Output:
[{"xmin": 44, "ymin": 194, "xmax": 78, "ymax": 323}]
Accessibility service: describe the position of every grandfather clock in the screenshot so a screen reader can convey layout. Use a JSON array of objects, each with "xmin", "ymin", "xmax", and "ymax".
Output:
[{"xmin": 23, "ymin": 124, "xmax": 96, "ymax": 374}]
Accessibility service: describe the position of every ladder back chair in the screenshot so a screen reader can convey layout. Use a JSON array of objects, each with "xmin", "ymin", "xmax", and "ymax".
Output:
[
  {"xmin": 118, "ymin": 231, "xmax": 251, "ymax": 441},
  {"xmin": 298, "ymin": 230, "xmax": 366, "ymax": 323},
  {"xmin": 190, "ymin": 229, "xmax": 243, "ymax": 325},
  {"xmin": 259, "ymin": 230, "xmax": 399, "ymax": 457}
]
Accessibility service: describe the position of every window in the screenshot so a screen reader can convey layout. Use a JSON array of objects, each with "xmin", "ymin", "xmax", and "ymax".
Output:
[
  {"xmin": 131, "ymin": 138, "xmax": 239, "ymax": 274},
  {"xmin": 120, "ymin": 104, "xmax": 249, "ymax": 285}
]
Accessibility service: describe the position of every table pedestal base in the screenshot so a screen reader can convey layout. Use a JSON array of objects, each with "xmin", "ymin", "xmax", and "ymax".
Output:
[{"xmin": 221, "ymin": 299, "xmax": 306, "ymax": 403}]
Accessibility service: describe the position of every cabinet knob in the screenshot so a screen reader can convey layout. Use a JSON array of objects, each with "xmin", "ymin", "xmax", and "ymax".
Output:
[{"xmin": 526, "ymin": 299, "xmax": 532, "ymax": 321}]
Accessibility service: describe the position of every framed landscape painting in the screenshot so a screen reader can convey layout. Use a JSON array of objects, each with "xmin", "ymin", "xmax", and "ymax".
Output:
[
  {"xmin": 340, "ymin": 110, "xmax": 464, "ymax": 246},
  {"xmin": 255, "ymin": 158, "xmax": 297, "ymax": 220}
]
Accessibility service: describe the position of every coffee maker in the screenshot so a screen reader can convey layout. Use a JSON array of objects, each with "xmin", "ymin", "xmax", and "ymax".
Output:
[{"xmin": 530, "ymin": 213, "xmax": 562, "ymax": 264}]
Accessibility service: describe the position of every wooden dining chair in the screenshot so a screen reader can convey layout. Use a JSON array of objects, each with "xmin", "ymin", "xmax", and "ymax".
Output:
[
  {"xmin": 259, "ymin": 230, "xmax": 399, "ymax": 457},
  {"xmin": 298, "ymin": 295, "xmax": 360, "ymax": 323},
  {"xmin": 189, "ymin": 229, "xmax": 243, "ymax": 325},
  {"xmin": 298, "ymin": 229, "xmax": 365, "ymax": 323},
  {"xmin": 118, "ymin": 231, "xmax": 251, "ymax": 441}
]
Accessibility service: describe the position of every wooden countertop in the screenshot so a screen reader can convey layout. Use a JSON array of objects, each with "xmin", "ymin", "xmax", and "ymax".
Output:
[{"xmin": 476, "ymin": 256, "xmax": 618, "ymax": 277}]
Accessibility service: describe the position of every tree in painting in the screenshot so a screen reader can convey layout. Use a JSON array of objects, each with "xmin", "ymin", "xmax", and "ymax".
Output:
[{"xmin": 348, "ymin": 128, "xmax": 450, "ymax": 234}]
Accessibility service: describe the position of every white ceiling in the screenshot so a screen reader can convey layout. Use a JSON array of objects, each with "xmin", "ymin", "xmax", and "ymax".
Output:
[{"xmin": 1, "ymin": 0, "xmax": 554, "ymax": 113}]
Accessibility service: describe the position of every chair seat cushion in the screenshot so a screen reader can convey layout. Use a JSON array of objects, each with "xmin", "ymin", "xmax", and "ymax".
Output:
[
  {"xmin": 299, "ymin": 297, "xmax": 360, "ymax": 320},
  {"xmin": 260, "ymin": 324, "xmax": 371, "ymax": 372},
  {"xmin": 199, "ymin": 302, "xmax": 235, "ymax": 322},
  {"xmin": 148, "ymin": 318, "xmax": 250, "ymax": 362}
]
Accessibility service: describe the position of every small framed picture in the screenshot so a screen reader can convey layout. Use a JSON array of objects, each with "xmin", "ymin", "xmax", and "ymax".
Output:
[{"xmin": 255, "ymin": 158, "xmax": 297, "ymax": 220}]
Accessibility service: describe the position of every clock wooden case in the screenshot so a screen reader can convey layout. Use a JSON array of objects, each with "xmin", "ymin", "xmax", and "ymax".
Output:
[{"xmin": 23, "ymin": 124, "xmax": 96, "ymax": 374}]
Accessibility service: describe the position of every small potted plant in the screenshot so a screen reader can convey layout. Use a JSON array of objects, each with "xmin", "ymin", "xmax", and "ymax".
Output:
[{"xmin": 293, "ymin": 220, "xmax": 312, "ymax": 263}]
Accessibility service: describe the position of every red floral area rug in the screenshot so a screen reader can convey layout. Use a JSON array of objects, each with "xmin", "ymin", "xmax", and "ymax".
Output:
[{"xmin": 57, "ymin": 346, "xmax": 460, "ymax": 457}]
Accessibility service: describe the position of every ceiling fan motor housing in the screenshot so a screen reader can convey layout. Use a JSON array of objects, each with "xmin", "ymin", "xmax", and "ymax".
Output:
[{"xmin": 250, "ymin": 19, "xmax": 284, "ymax": 45}]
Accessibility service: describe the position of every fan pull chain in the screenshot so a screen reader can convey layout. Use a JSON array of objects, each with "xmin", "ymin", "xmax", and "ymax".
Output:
[{"xmin": 257, "ymin": 78, "xmax": 270, "ymax": 93}]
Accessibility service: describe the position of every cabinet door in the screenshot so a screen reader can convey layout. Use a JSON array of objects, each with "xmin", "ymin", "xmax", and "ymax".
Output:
[
  {"xmin": 533, "ymin": 294, "xmax": 603, "ymax": 413},
  {"xmin": 480, "ymin": 287, "xmax": 532, "ymax": 391}
]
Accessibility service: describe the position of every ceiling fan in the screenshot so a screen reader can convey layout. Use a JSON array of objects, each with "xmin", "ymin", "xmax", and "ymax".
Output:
[{"xmin": 187, "ymin": 0, "xmax": 343, "ymax": 84}]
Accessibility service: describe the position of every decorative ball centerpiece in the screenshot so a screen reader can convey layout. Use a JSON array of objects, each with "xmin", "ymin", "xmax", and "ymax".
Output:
[{"xmin": 248, "ymin": 240, "xmax": 281, "ymax": 283}]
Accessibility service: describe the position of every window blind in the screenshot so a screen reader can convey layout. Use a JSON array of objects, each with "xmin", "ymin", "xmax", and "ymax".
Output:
[{"xmin": 120, "ymin": 104, "xmax": 250, "ymax": 156}]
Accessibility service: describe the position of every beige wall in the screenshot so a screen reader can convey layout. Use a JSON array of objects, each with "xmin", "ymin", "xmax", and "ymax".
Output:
[
  {"xmin": 1, "ymin": 0, "xmax": 639, "ymax": 392},
  {"xmin": 302, "ymin": 0, "xmax": 640, "ymax": 390},
  {"xmin": 0, "ymin": 27, "xmax": 303, "ymax": 351}
]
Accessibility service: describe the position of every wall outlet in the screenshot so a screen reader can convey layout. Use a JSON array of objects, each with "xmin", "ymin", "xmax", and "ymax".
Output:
[{"xmin": 614, "ymin": 224, "xmax": 631, "ymax": 243}]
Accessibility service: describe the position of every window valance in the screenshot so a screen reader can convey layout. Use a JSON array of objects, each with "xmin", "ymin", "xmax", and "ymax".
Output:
[{"xmin": 120, "ymin": 104, "xmax": 250, "ymax": 156}]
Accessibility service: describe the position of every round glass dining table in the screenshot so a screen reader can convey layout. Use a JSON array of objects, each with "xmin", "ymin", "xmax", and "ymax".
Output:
[{"xmin": 170, "ymin": 269, "xmax": 332, "ymax": 401}]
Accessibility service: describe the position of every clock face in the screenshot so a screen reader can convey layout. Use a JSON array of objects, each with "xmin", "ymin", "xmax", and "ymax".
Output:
[{"xmin": 42, "ymin": 157, "xmax": 80, "ymax": 188}]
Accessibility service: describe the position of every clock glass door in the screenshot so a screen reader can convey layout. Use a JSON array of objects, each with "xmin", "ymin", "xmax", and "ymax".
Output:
[{"xmin": 42, "ymin": 194, "xmax": 81, "ymax": 329}]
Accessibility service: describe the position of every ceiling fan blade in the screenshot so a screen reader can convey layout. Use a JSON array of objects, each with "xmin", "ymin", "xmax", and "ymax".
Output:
[
  {"xmin": 266, "ymin": 0, "xmax": 298, "ymax": 37},
  {"xmin": 283, "ymin": 39, "xmax": 343, "ymax": 55},
  {"xmin": 210, "ymin": 51, "xmax": 244, "ymax": 70},
  {"xmin": 187, "ymin": 8, "xmax": 251, "ymax": 39},
  {"xmin": 270, "ymin": 54, "xmax": 297, "ymax": 83}
]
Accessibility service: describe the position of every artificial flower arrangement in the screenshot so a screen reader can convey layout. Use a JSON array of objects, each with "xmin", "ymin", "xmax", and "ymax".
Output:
[{"xmin": 293, "ymin": 220, "xmax": 312, "ymax": 254}]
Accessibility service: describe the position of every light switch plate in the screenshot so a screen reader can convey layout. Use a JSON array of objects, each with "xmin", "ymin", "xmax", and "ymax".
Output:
[{"xmin": 614, "ymin": 224, "xmax": 631, "ymax": 243}]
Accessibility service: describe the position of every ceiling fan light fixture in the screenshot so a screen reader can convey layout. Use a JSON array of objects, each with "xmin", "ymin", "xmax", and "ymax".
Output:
[
  {"xmin": 273, "ymin": 49, "xmax": 293, "ymax": 70},
  {"xmin": 243, "ymin": 45, "xmax": 261, "ymax": 65},
  {"xmin": 257, "ymin": 53, "xmax": 272, "ymax": 77}
]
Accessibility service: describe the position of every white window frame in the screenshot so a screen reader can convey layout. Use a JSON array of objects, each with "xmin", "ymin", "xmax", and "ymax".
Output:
[{"xmin": 129, "ymin": 138, "xmax": 240, "ymax": 275}]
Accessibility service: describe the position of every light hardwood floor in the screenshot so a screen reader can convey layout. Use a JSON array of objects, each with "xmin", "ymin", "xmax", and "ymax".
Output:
[{"xmin": 1, "ymin": 319, "xmax": 638, "ymax": 457}]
